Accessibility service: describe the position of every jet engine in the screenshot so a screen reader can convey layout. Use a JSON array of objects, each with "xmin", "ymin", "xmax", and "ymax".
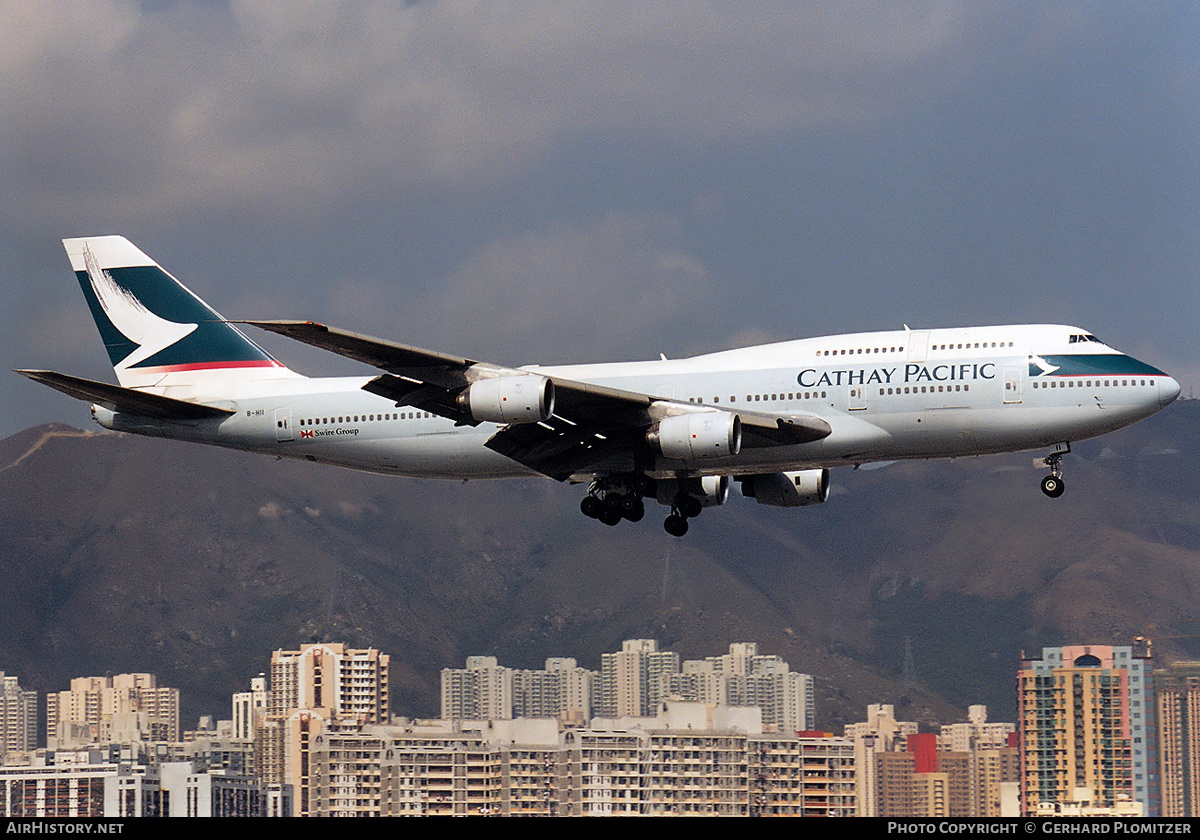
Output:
[
  {"xmin": 458, "ymin": 375, "xmax": 555, "ymax": 424},
  {"xmin": 656, "ymin": 475, "xmax": 731, "ymax": 508},
  {"xmin": 648, "ymin": 411, "xmax": 741, "ymax": 462},
  {"xmin": 739, "ymin": 469, "xmax": 830, "ymax": 507}
]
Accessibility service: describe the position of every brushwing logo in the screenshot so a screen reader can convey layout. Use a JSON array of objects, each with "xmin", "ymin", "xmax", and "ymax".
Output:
[
  {"xmin": 1028, "ymin": 354, "xmax": 1061, "ymax": 378},
  {"xmin": 82, "ymin": 243, "xmax": 198, "ymax": 371}
]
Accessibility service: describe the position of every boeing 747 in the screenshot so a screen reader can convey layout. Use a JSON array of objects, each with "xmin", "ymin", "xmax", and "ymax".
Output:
[{"xmin": 18, "ymin": 236, "xmax": 1181, "ymax": 536}]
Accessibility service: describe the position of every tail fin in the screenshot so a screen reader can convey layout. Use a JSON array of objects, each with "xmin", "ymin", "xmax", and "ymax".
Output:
[{"xmin": 64, "ymin": 236, "xmax": 301, "ymax": 391}]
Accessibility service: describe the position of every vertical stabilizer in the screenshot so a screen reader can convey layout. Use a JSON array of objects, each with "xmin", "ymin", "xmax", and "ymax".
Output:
[{"xmin": 64, "ymin": 236, "xmax": 301, "ymax": 392}]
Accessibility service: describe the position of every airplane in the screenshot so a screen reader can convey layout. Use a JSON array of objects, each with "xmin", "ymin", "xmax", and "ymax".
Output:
[{"xmin": 18, "ymin": 236, "xmax": 1181, "ymax": 537}]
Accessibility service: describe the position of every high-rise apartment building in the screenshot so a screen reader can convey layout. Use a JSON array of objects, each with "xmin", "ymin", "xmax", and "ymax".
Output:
[
  {"xmin": 843, "ymin": 708, "xmax": 1018, "ymax": 818},
  {"xmin": 441, "ymin": 641, "xmax": 808, "ymax": 729},
  {"xmin": 268, "ymin": 644, "xmax": 389, "ymax": 723},
  {"xmin": 1017, "ymin": 644, "xmax": 1155, "ymax": 815},
  {"xmin": 598, "ymin": 639, "xmax": 679, "ymax": 717},
  {"xmin": 662, "ymin": 643, "xmax": 815, "ymax": 731},
  {"xmin": 973, "ymin": 741, "xmax": 1022, "ymax": 817},
  {"xmin": 844, "ymin": 703, "xmax": 919, "ymax": 817},
  {"xmin": 260, "ymin": 643, "xmax": 390, "ymax": 807},
  {"xmin": 1155, "ymin": 661, "xmax": 1200, "ymax": 816},
  {"xmin": 871, "ymin": 734, "xmax": 969, "ymax": 818},
  {"xmin": 0, "ymin": 756, "xmax": 266, "ymax": 817},
  {"xmin": 0, "ymin": 672, "xmax": 37, "ymax": 757},
  {"xmin": 511, "ymin": 658, "xmax": 594, "ymax": 722},
  {"xmin": 441, "ymin": 656, "xmax": 513, "ymax": 720},
  {"xmin": 300, "ymin": 702, "xmax": 854, "ymax": 816},
  {"xmin": 232, "ymin": 675, "xmax": 268, "ymax": 741},
  {"xmin": 46, "ymin": 673, "xmax": 179, "ymax": 747},
  {"xmin": 937, "ymin": 704, "xmax": 1020, "ymax": 817},
  {"xmin": 940, "ymin": 705, "xmax": 1015, "ymax": 752}
]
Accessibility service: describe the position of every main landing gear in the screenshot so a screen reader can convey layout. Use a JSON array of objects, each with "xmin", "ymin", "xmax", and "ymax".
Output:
[
  {"xmin": 1040, "ymin": 443, "xmax": 1070, "ymax": 498},
  {"xmin": 579, "ymin": 474, "xmax": 704, "ymax": 537},
  {"xmin": 580, "ymin": 474, "xmax": 650, "ymax": 527}
]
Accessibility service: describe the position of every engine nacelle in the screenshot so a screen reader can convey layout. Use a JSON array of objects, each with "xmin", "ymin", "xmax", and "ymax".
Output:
[
  {"xmin": 649, "ymin": 411, "xmax": 741, "ymax": 462},
  {"xmin": 656, "ymin": 475, "xmax": 731, "ymax": 508},
  {"xmin": 740, "ymin": 469, "xmax": 830, "ymax": 507},
  {"xmin": 459, "ymin": 375, "xmax": 555, "ymax": 424}
]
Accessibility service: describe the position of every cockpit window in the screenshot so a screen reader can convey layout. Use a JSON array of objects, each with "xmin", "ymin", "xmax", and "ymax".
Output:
[{"xmin": 1069, "ymin": 334, "xmax": 1102, "ymax": 344}]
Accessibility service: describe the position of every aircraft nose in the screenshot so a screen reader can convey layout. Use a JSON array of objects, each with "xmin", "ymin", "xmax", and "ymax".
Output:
[{"xmin": 1160, "ymin": 375, "xmax": 1181, "ymax": 407}]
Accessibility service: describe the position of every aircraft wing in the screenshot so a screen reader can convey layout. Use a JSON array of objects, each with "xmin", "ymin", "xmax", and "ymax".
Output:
[
  {"xmin": 15, "ymin": 370, "xmax": 234, "ymax": 419},
  {"xmin": 247, "ymin": 320, "xmax": 831, "ymax": 480}
]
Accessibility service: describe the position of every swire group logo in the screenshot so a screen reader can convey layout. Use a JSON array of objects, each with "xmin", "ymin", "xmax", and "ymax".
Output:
[{"xmin": 300, "ymin": 430, "xmax": 314, "ymax": 439}]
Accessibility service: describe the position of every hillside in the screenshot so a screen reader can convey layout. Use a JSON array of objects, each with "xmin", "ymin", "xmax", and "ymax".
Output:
[{"xmin": 2, "ymin": 401, "xmax": 1199, "ymax": 731}]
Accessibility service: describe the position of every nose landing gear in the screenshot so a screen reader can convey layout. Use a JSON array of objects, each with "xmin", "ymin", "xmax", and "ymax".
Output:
[{"xmin": 1040, "ymin": 443, "xmax": 1070, "ymax": 498}]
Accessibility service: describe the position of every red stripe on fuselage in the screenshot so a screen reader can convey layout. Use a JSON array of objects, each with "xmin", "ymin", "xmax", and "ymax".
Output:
[{"xmin": 135, "ymin": 360, "xmax": 285, "ymax": 373}]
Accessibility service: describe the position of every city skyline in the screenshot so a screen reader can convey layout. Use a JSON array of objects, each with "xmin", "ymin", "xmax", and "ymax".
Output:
[{"xmin": 8, "ymin": 636, "xmax": 1197, "ymax": 816}]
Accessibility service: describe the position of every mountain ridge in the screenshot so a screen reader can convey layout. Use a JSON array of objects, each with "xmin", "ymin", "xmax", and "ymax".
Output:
[{"xmin": 3, "ymin": 402, "xmax": 1198, "ymax": 731}]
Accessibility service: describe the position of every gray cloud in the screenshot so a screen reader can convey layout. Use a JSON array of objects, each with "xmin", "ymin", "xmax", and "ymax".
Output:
[
  {"xmin": 4, "ymin": 2, "xmax": 1198, "ymax": 436},
  {"xmin": 427, "ymin": 212, "xmax": 712, "ymax": 363},
  {"xmin": 2, "ymin": 2, "xmax": 1088, "ymax": 222}
]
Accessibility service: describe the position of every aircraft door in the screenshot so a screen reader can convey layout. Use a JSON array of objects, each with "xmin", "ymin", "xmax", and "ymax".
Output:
[
  {"xmin": 274, "ymin": 408, "xmax": 294, "ymax": 441},
  {"xmin": 907, "ymin": 330, "xmax": 930, "ymax": 363},
  {"xmin": 1002, "ymin": 368, "xmax": 1022, "ymax": 404},
  {"xmin": 848, "ymin": 385, "xmax": 867, "ymax": 410}
]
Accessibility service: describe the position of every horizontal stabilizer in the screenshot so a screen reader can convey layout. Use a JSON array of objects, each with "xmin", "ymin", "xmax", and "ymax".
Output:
[{"xmin": 15, "ymin": 370, "xmax": 233, "ymax": 420}]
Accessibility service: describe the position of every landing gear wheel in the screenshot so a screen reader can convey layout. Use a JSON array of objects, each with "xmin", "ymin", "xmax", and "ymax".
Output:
[
  {"xmin": 1041, "ymin": 475, "xmax": 1065, "ymax": 498},
  {"xmin": 664, "ymin": 514, "xmax": 689, "ymax": 537},
  {"xmin": 1041, "ymin": 446, "xmax": 1069, "ymax": 499},
  {"xmin": 580, "ymin": 496, "xmax": 602, "ymax": 518},
  {"xmin": 599, "ymin": 507, "xmax": 623, "ymax": 526},
  {"xmin": 623, "ymin": 499, "xmax": 645, "ymax": 522}
]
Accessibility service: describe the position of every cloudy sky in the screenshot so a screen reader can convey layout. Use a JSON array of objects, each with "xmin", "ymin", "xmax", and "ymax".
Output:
[{"xmin": 4, "ymin": 1, "xmax": 1198, "ymax": 436}]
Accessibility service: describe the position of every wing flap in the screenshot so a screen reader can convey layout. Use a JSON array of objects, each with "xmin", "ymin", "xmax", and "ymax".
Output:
[
  {"xmin": 361, "ymin": 374, "xmax": 479, "ymax": 426},
  {"xmin": 15, "ymin": 370, "xmax": 234, "ymax": 420},
  {"xmin": 484, "ymin": 417, "xmax": 635, "ymax": 481}
]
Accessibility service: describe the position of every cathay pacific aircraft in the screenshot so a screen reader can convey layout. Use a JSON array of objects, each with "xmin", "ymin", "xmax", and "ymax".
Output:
[{"xmin": 18, "ymin": 236, "xmax": 1181, "ymax": 536}]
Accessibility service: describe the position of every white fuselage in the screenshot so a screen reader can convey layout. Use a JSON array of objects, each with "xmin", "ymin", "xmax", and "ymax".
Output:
[{"xmin": 92, "ymin": 324, "xmax": 1179, "ymax": 482}]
